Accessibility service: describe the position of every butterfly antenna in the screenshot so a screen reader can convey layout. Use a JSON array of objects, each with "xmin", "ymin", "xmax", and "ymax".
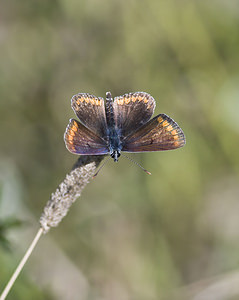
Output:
[
  {"xmin": 121, "ymin": 153, "xmax": 151, "ymax": 175},
  {"xmin": 92, "ymin": 156, "xmax": 111, "ymax": 178}
]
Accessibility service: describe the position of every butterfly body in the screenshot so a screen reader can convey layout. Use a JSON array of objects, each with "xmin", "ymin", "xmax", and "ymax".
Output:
[
  {"xmin": 64, "ymin": 91, "xmax": 186, "ymax": 162},
  {"xmin": 106, "ymin": 126, "xmax": 122, "ymax": 162},
  {"xmin": 105, "ymin": 92, "xmax": 122, "ymax": 162}
]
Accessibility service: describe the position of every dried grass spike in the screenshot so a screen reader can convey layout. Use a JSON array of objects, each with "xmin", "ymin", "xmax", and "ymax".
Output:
[{"xmin": 40, "ymin": 155, "xmax": 104, "ymax": 233}]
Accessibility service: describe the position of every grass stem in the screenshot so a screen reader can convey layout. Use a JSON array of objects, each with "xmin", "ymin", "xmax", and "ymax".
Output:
[{"xmin": 0, "ymin": 228, "xmax": 43, "ymax": 300}]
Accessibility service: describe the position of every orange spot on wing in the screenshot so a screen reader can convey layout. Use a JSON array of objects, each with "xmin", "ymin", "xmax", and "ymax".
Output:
[
  {"xmin": 73, "ymin": 120, "xmax": 77, "ymax": 126},
  {"xmin": 138, "ymin": 95, "xmax": 143, "ymax": 101},
  {"xmin": 95, "ymin": 100, "xmax": 102, "ymax": 106},
  {"xmin": 171, "ymin": 129, "xmax": 177, "ymax": 135},
  {"xmin": 132, "ymin": 96, "xmax": 137, "ymax": 102},
  {"xmin": 68, "ymin": 135, "xmax": 74, "ymax": 141},
  {"xmin": 66, "ymin": 139, "xmax": 73, "ymax": 145},
  {"xmin": 71, "ymin": 124, "xmax": 78, "ymax": 132},
  {"xmin": 144, "ymin": 98, "xmax": 149, "ymax": 103},
  {"xmin": 124, "ymin": 96, "xmax": 131, "ymax": 104},
  {"xmin": 69, "ymin": 130, "xmax": 75, "ymax": 136},
  {"xmin": 162, "ymin": 120, "xmax": 169, "ymax": 127},
  {"xmin": 157, "ymin": 116, "xmax": 164, "ymax": 123},
  {"xmin": 167, "ymin": 125, "xmax": 173, "ymax": 131},
  {"xmin": 117, "ymin": 98, "xmax": 124, "ymax": 105}
]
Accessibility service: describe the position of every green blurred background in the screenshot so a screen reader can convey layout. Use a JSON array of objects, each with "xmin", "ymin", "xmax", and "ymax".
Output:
[{"xmin": 1, "ymin": 0, "xmax": 239, "ymax": 299}]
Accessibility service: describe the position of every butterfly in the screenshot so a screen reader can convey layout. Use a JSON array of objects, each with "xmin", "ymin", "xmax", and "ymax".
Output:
[{"xmin": 64, "ymin": 91, "xmax": 186, "ymax": 162}]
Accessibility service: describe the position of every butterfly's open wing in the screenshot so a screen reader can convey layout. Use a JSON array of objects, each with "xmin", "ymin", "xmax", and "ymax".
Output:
[
  {"xmin": 64, "ymin": 119, "xmax": 108, "ymax": 155},
  {"xmin": 113, "ymin": 92, "xmax": 156, "ymax": 137},
  {"xmin": 71, "ymin": 93, "xmax": 107, "ymax": 138},
  {"xmin": 122, "ymin": 114, "xmax": 186, "ymax": 152}
]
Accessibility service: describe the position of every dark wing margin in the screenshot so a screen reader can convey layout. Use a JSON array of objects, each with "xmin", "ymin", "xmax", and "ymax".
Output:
[
  {"xmin": 122, "ymin": 114, "xmax": 186, "ymax": 152},
  {"xmin": 64, "ymin": 119, "xmax": 108, "ymax": 155},
  {"xmin": 71, "ymin": 93, "xmax": 107, "ymax": 138},
  {"xmin": 113, "ymin": 92, "xmax": 156, "ymax": 137}
]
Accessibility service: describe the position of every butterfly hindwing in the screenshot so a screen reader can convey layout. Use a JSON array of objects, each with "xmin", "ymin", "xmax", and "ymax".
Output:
[
  {"xmin": 64, "ymin": 119, "xmax": 108, "ymax": 155},
  {"xmin": 71, "ymin": 93, "xmax": 107, "ymax": 138},
  {"xmin": 122, "ymin": 114, "xmax": 186, "ymax": 152},
  {"xmin": 113, "ymin": 92, "xmax": 156, "ymax": 137}
]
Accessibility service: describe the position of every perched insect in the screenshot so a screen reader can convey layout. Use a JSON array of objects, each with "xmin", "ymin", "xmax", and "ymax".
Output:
[{"xmin": 64, "ymin": 91, "xmax": 186, "ymax": 163}]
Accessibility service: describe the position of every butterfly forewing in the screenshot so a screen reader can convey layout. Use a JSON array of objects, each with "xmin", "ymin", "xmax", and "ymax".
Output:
[
  {"xmin": 71, "ymin": 93, "xmax": 107, "ymax": 138},
  {"xmin": 113, "ymin": 92, "xmax": 156, "ymax": 137},
  {"xmin": 64, "ymin": 119, "xmax": 108, "ymax": 155},
  {"xmin": 122, "ymin": 114, "xmax": 186, "ymax": 152}
]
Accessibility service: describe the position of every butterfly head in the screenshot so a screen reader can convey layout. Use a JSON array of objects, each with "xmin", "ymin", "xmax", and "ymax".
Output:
[
  {"xmin": 106, "ymin": 91, "xmax": 113, "ymax": 100},
  {"xmin": 111, "ymin": 150, "xmax": 121, "ymax": 162}
]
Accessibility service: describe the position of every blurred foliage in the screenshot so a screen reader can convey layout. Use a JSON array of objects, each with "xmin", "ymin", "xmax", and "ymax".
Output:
[
  {"xmin": 0, "ymin": 217, "xmax": 22, "ymax": 250},
  {"xmin": 0, "ymin": 0, "xmax": 239, "ymax": 299},
  {"xmin": 0, "ymin": 248, "xmax": 52, "ymax": 300}
]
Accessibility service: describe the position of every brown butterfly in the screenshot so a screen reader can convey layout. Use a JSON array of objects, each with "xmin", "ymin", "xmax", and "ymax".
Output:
[{"xmin": 64, "ymin": 91, "xmax": 186, "ymax": 162}]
